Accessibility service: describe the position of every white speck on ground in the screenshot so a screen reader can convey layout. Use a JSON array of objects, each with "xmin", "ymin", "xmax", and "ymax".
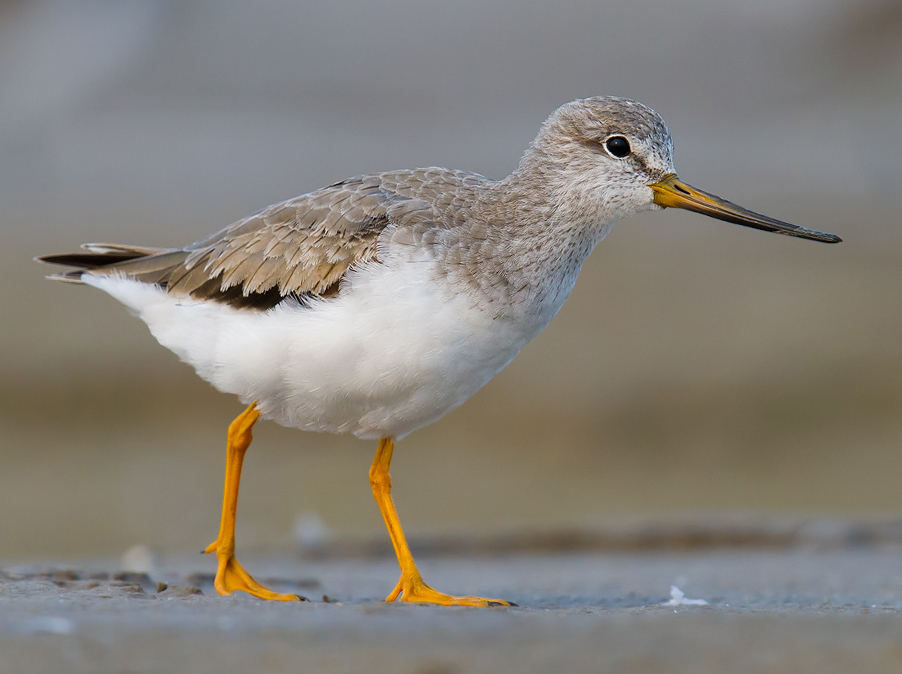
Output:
[{"xmin": 663, "ymin": 585, "xmax": 709, "ymax": 607}]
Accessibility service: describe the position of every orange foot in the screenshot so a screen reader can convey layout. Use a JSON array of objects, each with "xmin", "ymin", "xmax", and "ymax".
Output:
[
  {"xmin": 203, "ymin": 541, "xmax": 303, "ymax": 602},
  {"xmin": 385, "ymin": 572, "xmax": 514, "ymax": 607}
]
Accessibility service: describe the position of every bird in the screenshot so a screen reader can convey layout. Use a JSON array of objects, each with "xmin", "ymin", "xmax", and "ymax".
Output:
[{"xmin": 38, "ymin": 96, "xmax": 841, "ymax": 607}]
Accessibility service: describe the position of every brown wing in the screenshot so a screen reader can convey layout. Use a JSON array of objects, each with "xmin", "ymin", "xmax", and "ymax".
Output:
[
  {"xmin": 39, "ymin": 173, "xmax": 445, "ymax": 310},
  {"xmin": 167, "ymin": 175, "xmax": 398, "ymax": 307}
]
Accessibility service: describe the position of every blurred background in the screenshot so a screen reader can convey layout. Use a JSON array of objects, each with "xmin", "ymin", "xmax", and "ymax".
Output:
[{"xmin": 1, "ymin": 0, "xmax": 900, "ymax": 562}]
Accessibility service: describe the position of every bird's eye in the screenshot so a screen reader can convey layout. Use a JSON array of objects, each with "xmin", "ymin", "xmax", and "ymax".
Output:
[{"xmin": 604, "ymin": 136, "xmax": 631, "ymax": 158}]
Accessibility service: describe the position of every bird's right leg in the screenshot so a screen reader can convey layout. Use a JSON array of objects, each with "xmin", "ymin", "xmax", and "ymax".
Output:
[{"xmin": 203, "ymin": 403, "xmax": 302, "ymax": 601}]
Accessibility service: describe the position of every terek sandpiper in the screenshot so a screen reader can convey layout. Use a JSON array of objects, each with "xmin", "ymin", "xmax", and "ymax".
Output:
[{"xmin": 39, "ymin": 97, "xmax": 841, "ymax": 607}]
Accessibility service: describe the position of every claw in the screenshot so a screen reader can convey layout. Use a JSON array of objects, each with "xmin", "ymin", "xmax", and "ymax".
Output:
[
  {"xmin": 386, "ymin": 572, "xmax": 512, "ymax": 607},
  {"xmin": 205, "ymin": 541, "xmax": 303, "ymax": 602}
]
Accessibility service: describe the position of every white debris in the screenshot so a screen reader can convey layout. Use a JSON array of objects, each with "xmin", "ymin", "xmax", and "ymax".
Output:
[
  {"xmin": 293, "ymin": 511, "xmax": 331, "ymax": 552},
  {"xmin": 120, "ymin": 544, "xmax": 157, "ymax": 575},
  {"xmin": 662, "ymin": 585, "xmax": 708, "ymax": 607}
]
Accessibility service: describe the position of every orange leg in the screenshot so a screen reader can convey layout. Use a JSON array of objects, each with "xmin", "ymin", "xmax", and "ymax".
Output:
[
  {"xmin": 203, "ymin": 403, "xmax": 301, "ymax": 601},
  {"xmin": 369, "ymin": 437, "xmax": 512, "ymax": 607}
]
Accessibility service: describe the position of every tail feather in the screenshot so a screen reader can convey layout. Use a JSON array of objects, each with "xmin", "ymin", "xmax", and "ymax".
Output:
[
  {"xmin": 36, "ymin": 243, "xmax": 186, "ymax": 285},
  {"xmin": 38, "ymin": 242, "xmax": 293, "ymax": 310}
]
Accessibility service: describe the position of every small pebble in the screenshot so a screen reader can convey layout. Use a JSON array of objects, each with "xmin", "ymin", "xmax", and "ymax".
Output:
[
  {"xmin": 49, "ymin": 570, "xmax": 80, "ymax": 582},
  {"xmin": 160, "ymin": 585, "xmax": 203, "ymax": 597},
  {"xmin": 112, "ymin": 572, "xmax": 152, "ymax": 585},
  {"xmin": 109, "ymin": 583, "xmax": 144, "ymax": 594}
]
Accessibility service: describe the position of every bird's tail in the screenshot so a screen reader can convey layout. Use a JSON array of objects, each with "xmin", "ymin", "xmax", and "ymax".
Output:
[{"xmin": 36, "ymin": 243, "xmax": 179, "ymax": 283}]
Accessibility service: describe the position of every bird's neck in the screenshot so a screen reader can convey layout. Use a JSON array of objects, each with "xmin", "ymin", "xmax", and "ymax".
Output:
[{"xmin": 449, "ymin": 157, "xmax": 613, "ymax": 327}]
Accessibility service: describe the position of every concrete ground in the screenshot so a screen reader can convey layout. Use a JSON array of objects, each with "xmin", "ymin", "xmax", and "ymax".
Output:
[{"xmin": 4, "ymin": 523, "xmax": 902, "ymax": 674}]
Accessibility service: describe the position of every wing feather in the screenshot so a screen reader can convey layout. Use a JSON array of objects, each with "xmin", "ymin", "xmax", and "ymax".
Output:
[{"xmin": 38, "ymin": 168, "xmax": 488, "ymax": 310}]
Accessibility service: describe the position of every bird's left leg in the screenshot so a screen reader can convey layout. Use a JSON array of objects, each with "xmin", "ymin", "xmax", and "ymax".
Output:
[
  {"xmin": 203, "ymin": 403, "xmax": 302, "ymax": 601},
  {"xmin": 369, "ymin": 437, "xmax": 513, "ymax": 607}
]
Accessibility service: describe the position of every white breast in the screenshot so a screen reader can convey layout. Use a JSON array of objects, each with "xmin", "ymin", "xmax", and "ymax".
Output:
[{"xmin": 85, "ymin": 258, "xmax": 537, "ymax": 440}]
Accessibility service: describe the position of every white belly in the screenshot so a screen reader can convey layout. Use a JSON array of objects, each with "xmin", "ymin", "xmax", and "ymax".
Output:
[{"xmin": 85, "ymin": 261, "xmax": 537, "ymax": 439}]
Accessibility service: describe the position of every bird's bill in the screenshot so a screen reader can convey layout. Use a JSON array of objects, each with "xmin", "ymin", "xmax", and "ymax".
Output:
[{"xmin": 650, "ymin": 173, "xmax": 842, "ymax": 243}]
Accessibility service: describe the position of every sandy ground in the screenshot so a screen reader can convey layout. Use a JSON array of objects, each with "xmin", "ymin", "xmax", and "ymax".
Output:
[{"xmin": 4, "ymin": 523, "xmax": 902, "ymax": 674}]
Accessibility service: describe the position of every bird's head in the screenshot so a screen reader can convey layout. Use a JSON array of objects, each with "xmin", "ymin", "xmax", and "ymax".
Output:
[{"xmin": 527, "ymin": 96, "xmax": 840, "ymax": 243}]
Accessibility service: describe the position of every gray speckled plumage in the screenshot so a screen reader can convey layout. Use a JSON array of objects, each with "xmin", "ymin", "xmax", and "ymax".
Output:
[{"xmin": 40, "ymin": 97, "xmax": 676, "ymax": 312}]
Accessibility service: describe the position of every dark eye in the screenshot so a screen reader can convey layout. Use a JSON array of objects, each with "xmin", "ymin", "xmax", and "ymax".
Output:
[{"xmin": 604, "ymin": 136, "xmax": 631, "ymax": 158}]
